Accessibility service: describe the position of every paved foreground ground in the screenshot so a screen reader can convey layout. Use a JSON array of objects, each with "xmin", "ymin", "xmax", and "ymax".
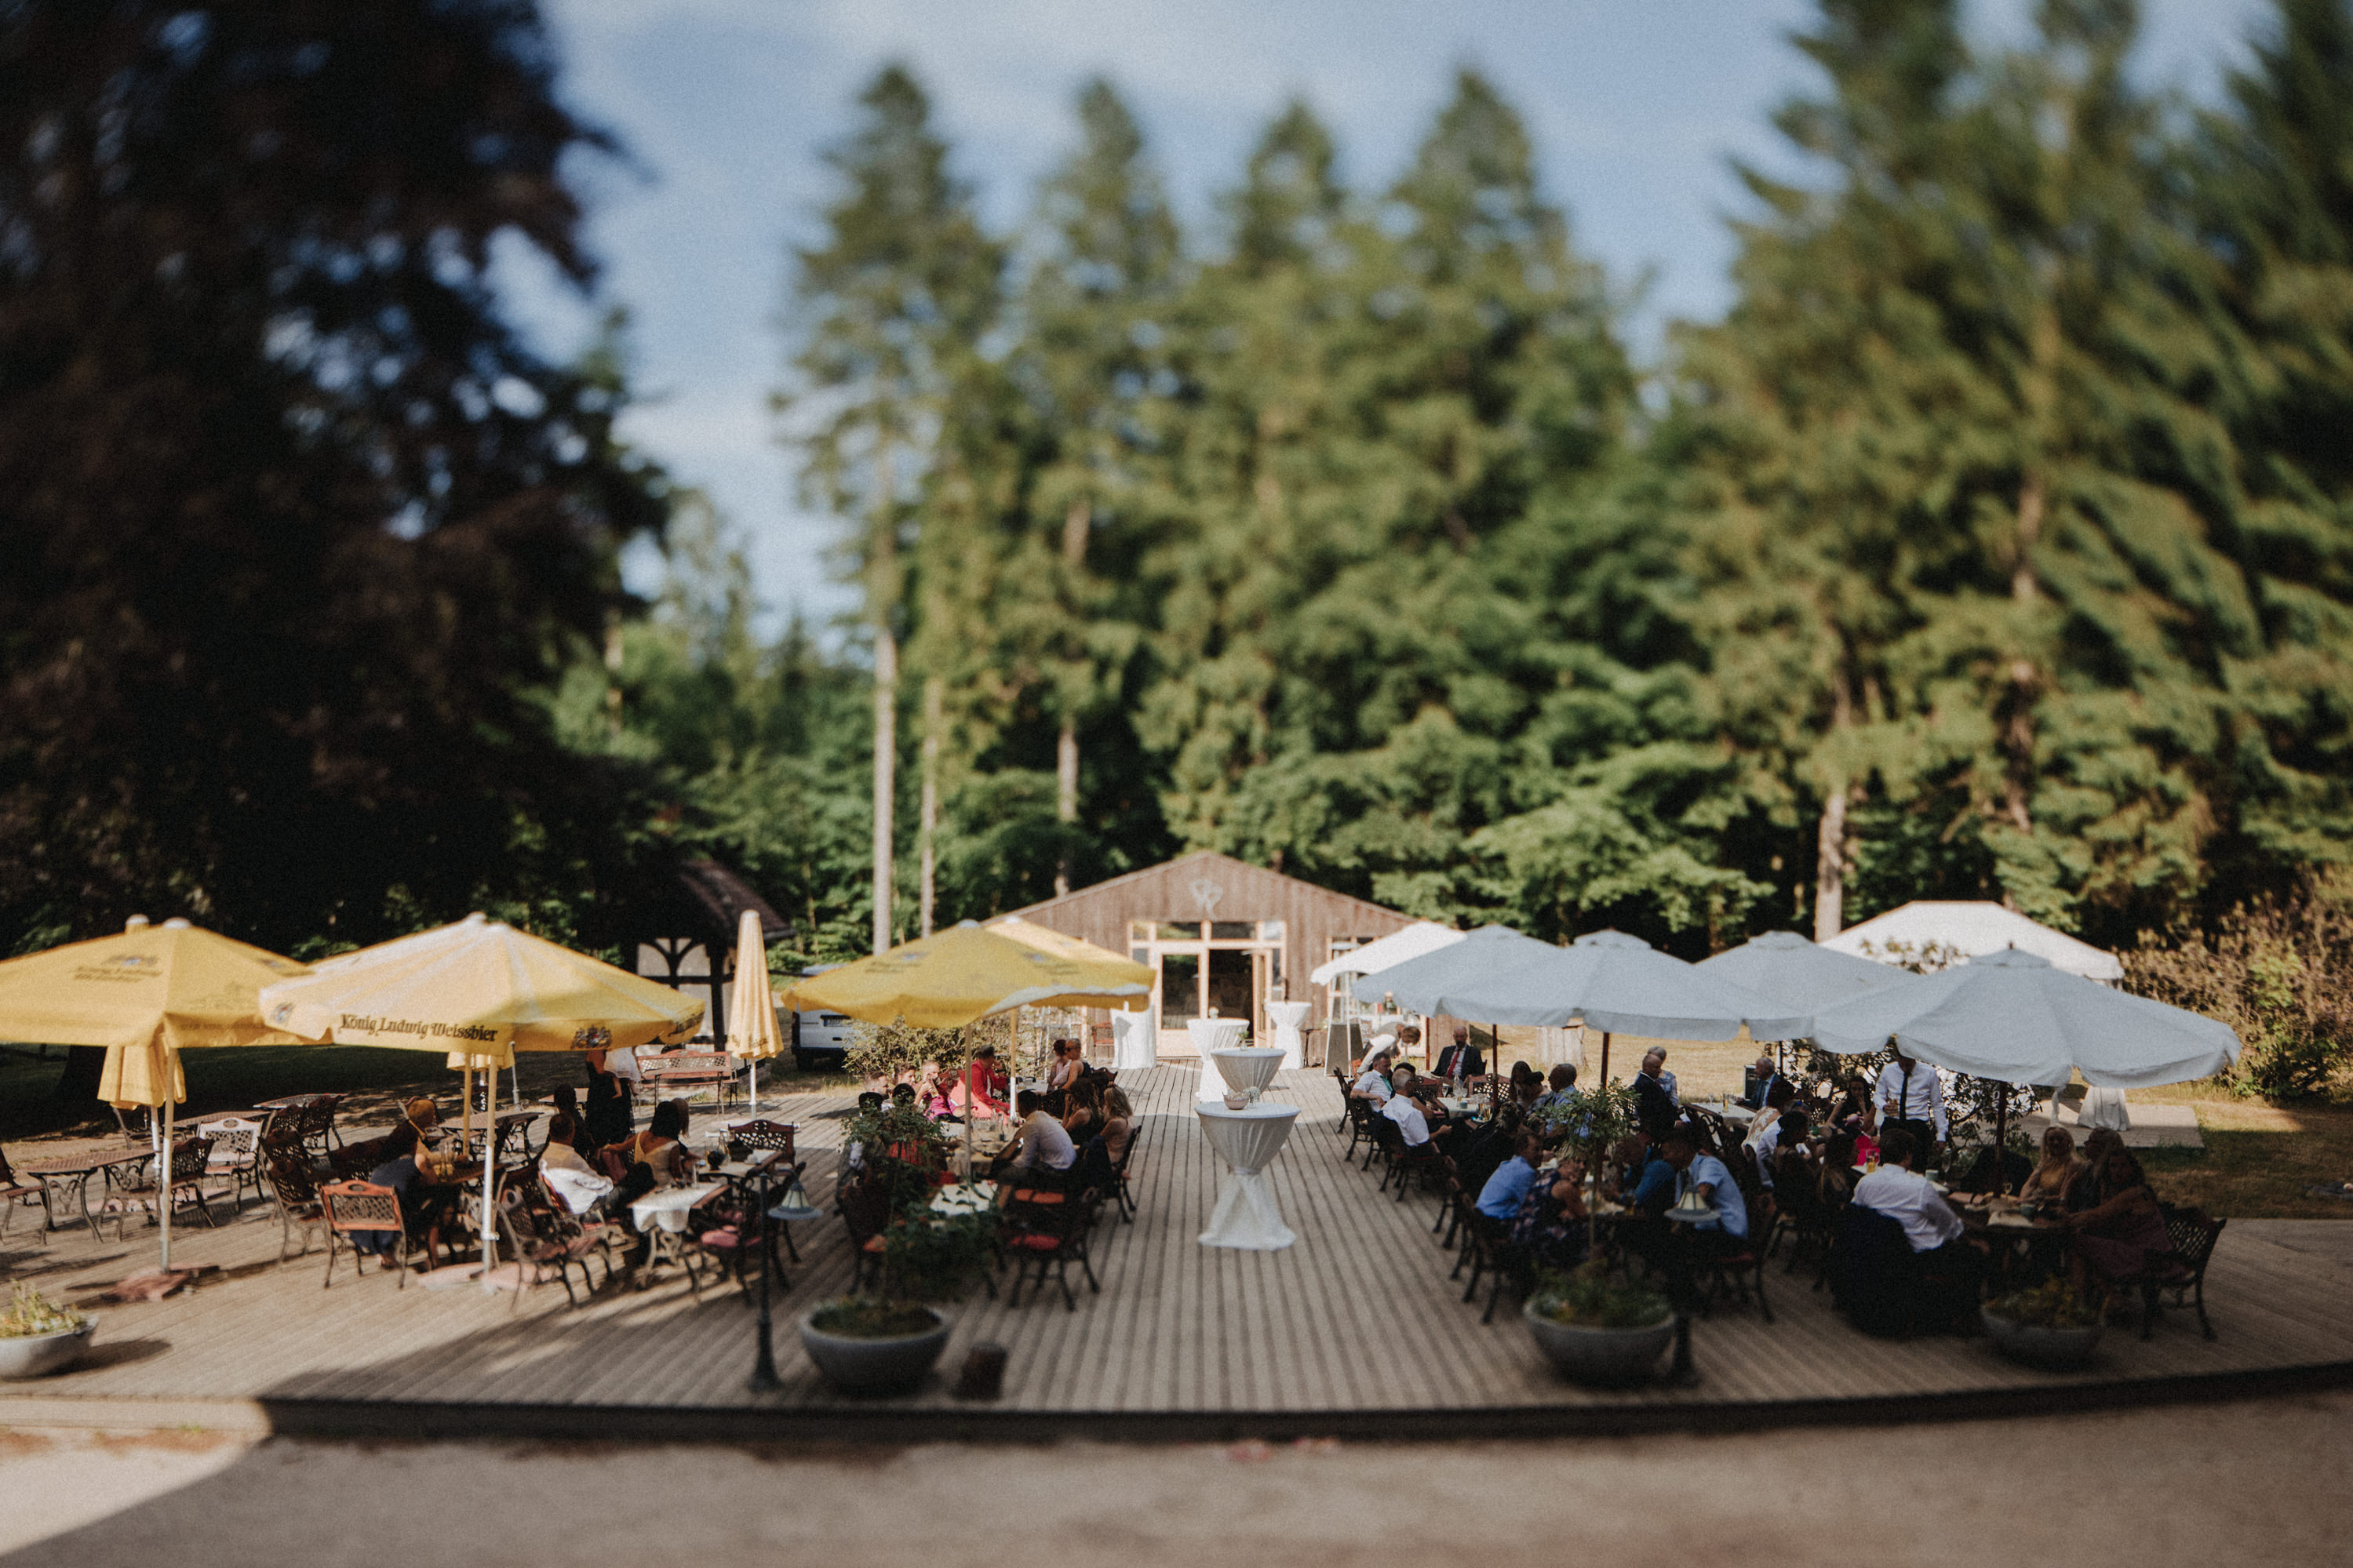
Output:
[{"xmin": 5, "ymin": 1391, "xmax": 2346, "ymax": 1566}]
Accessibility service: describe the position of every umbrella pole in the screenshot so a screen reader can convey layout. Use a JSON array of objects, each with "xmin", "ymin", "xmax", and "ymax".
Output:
[
  {"xmin": 480, "ymin": 1060, "xmax": 498, "ymax": 1293},
  {"xmin": 1994, "ymin": 1083, "xmax": 2008, "ymax": 1195},
  {"xmin": 159, "ymin": 1091, "xmax": 173, "ymax": 1274},
  {"xmin": 1599, "ymin": 1031, "xmax": 1612, "ymax": 1088}
]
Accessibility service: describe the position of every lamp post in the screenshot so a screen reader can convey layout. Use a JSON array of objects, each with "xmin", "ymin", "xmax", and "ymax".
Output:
[{"xmin": 749, "ymin": 1161, "xmax": 781, "ymax": 1392}]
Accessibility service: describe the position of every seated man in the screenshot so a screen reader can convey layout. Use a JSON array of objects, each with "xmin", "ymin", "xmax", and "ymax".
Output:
[
  {"xmin": 1350, "ymin": 1049, "xmax": 1397, "ymax": 1107},
  {"xmin": 1475, "ymin": 1130, "xmax": 1545, "ymax": 1224},
  {"xmin": 1745, "ymin": 1081, "xmax": 1801, "ymax": 1190},
  {"xmin": 1433, "ymin": 1024, "xmax": 1486, "ymax": 1082},
  {"xmin": 1380, "ymin": 1067, "xmax": 1440, "ymax": 1155},
  {"xmin": 539, "ymin": 1111, "xmax": 615, "ymax": 1217},
  {"xmin": 1532, "ymin": 1063, "xmax": 1579, "ymax": 1114},
  {"xmin": 1851, "ymin": 1126, "xmax": 1984, "ymax": 1329},
  {"xmin": 1659, "ymin": 1127, "xmax": 1750, "ymax": 1257},
  {"xmin": 993, "ymin": 1090, "xmax": 1078, "ymax": 1188}
]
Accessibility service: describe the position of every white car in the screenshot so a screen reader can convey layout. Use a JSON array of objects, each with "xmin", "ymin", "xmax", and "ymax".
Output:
[{"xmin": 792, "ymin": 987, "xmax": 854, "ymax": 1071}]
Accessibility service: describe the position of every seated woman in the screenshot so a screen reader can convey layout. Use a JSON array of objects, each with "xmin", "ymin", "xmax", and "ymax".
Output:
[
  {"xmin": 1098, "ymin": 1086, "xmax": 1136, "ymax": 1165},
  {"xmin": 2067, "ymin": 1128, "xmax": 2123, "ymax": 1212},
  {"xmin": 1061, "ymin": 1079, "xmax": 1102, "ymax": 1142},
  {"xmin": 2020, "ymin": 1126, "xmax": 2083, "ymax": 1209},
  {"xmin": 1045, "ymin": 1038, "xmax": 1084, "ymax": 1093},
  {"xmin": 581, "ymin": 1049, "xmax": 635, "ymax": 1151},
  {"xmin": 539, "ymin": 1111, "xmax": 615, "ymax": 1216},
  {"xmin": 358, "ymin": 1097, "xmax": 446, "ymax": 1264},
  {"xmin": 1816, "ymin": 1130, "xmax": 1859, "ymax": 1211},
  {"xmin": 916, "ymin": 1064, "xmax": 957, "ymax": 1121},
  {"xmin": 2067, "ymin": 1146, "xmax": 2173, "ymax": 1299},
  {"xmin": 1507, "ymin": 1155, "xmax": 1593, "ymax": 1278},
  {"xmin": 609, "ymin": 1099, "xmax": 694, "ymax": 1210}
]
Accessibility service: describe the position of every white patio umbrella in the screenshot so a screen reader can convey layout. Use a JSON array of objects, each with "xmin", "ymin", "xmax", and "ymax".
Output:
[
  {"xmin": 1696, "ymin": 930, "xmax": 1920, "ymax": 1074},
  {"xmin": 1809, "ymin": 948, "xmax": 2240, "ymax": 1086},
  {"xmin": 1309, "ymin": 921, "xmax": 1466, "ymax": 986},
  {"xmin": 1391, "ymin": 929, "xmax": 1812, "ymax": 1086},
  {"xmin": 1696, "ymin": 930, "xmax": 1921, "ymax": 1013}
]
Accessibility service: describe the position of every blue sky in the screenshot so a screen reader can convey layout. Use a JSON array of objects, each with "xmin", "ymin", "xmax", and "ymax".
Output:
[{"xmin": 504, "ymin": 0, "xmax": 2271, "ymax": 636}]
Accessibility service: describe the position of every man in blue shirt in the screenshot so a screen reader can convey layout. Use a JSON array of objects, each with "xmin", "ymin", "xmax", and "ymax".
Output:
[
  {"xmin": 1475, "ymin": 1130, "xmax": 1544, "ymax": 1221},
  {"xmin": 1663, "ymin": 1130, "xmax": 1749, "ymax": 1243}
]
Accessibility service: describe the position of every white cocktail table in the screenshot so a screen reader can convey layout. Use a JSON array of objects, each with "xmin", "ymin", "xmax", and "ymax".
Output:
[
  {"xmin": 1265, "ymin": 1000, "xmax": 1310, "ymax": 1068},
  {"xmin": 1194, "ymin": 1101, "xmax": 1300, "ymax": 1250},
  {"xmin": 1189, "ymin": 1017, "xmax": 1247, "ymax": 1102}
]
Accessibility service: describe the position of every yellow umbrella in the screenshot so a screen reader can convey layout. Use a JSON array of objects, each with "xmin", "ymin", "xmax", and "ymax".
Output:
[
  {"xmin": 256, "ymin": 911, "xmax": 705, "ymax": 1066},
  {"xmin": 0, "ymin": 915, "xmax": 313, "ymax": 1271},
  {"xmin": 988, "ymin": 916, "xmax": 1150, "ymax": 1071},
  {"xmin": 779, "ymin": 922, "xmax": 1151, "ymax": 1180},
  {"xmin": 257, "ymin": 912, "xmax": 705, "ymax": 1290},
  {"xmin": 779, "ymin": 921, "xmax": 1149, "ymax": 1028},
  {"xmin": 727, "ymin": 910, "xmax": 785, "ymax": 1113}
]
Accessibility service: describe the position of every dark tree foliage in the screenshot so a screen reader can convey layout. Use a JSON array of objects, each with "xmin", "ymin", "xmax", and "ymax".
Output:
[{"xmin": 0, "ymin": 1, "xmax": 668, "ymax": 952}]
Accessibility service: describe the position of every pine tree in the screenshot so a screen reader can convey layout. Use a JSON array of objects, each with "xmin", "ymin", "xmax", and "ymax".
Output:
[
  {"xmin": 2188, "ymin": 0, "xmax": 2353, "ymax": 895},
  {"xmin": 1011, "ymin": 79, "xmax": 1181, "ymax": 896},
  {"xmin": 782, "ymin": 64, "xmax": 1002, "ymax": 950}
]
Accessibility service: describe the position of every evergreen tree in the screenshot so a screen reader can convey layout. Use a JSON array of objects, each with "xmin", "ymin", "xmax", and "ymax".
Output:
[
  {"xmin": 2188, "ymin": 0, "xmax": 2353, "ymax": 896},
  {"xmin": 782, "ymin": 64, "xmax": 1002, "ymax": 949},
  {"xmin": 0, "ymin": 0, "xmax": 667, "ymax": 953},
  {"xmin": 1008, "ymin": 79, "xmax": 1181, "ymax": 896}
]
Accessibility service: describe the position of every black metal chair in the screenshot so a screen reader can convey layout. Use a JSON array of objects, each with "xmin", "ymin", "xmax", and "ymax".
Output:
[{"xmin": 2119, "ymin": 1204, "xmax": 2226, "ymax": 1340}]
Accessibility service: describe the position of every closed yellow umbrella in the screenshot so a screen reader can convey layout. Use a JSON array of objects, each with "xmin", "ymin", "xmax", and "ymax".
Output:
[
  {"xmin": 727, "ymin": 910, "xmax": 785, "ymax": 1113},
  {"xmin": 257, "ymin": 912, "xmax": 705, "ymax": 1291},
  {"xmin": 0, "ymin": 915, "xmax": 313, "ymax": 1271}
]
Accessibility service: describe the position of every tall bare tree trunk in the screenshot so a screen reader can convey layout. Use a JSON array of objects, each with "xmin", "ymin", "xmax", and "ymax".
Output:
[
  {"xmin": 870, "ymin": 628, "xmax": 896, "ymax": 955},
  {"xmin": 2002, "ymin": 287, "xmax": 2058, "ymax": 849},
  {"xmin": 603, "ymin": 619, "xmax": 625, "ymax": 740},
  {"xmin": 1054, "ymin": 497, "xmax": 1088, "ymax": 899},
  {"xmin": 920, "ymin": 675, "xmax": 942, "ymax": 937},
  {"xmin": 1814, "ymin": 668, "xmax": 1854, "ymax": 941}
]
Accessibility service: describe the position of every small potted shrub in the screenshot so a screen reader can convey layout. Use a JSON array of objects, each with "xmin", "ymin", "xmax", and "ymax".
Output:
[
  {"xmin": 800, "ymin": 1104, "xmax": 996, "ymax": 1395},
  {"xmin": 1519, "ymin": 1082, "xmax": 1677, "ymax": 1384},
  {"xmin": 1524, "ymin": 1262, "xmax": 1677, "ymax": 1385},
  {"xmin": 1981, "ymin": 1277, "xmax": 2104, "ymax": 1370},
  {"xmin": 0, "ymin": 1282, "xmax": 96, "ymax": 1381}
]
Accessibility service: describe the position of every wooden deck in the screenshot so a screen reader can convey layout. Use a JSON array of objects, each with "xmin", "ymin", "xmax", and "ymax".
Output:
[{"xmin": 5, "ymin": 1068, "xmax": 2350, "ymax": 1440}]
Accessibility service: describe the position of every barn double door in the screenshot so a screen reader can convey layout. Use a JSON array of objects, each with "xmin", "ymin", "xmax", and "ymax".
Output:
[{"xmin": 1128, "ymin": 920, "xmax": 1283, "ymax": 1058}]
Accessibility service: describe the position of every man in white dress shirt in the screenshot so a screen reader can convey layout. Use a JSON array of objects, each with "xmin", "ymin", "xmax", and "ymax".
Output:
[
  {"xmin": 1380, "ymin": 1068, "xmax": 1434, "ymax": 1148},
  {"xmin": 1350, "ymin": 1050, "xmax": 1397, "ymax": 1106},
  {"xmin": 1851, "ymin": 1127, "xmax": 1984, "ymax": 1328},
  {"xmin": 1874, "ymin": 1046, "xmax": 1948, "ymax": 1155}
]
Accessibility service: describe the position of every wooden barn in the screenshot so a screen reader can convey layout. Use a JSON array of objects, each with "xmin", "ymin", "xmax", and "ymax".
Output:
[
  {"xmin": 998, "ymin": 851, "xmax": 1420, "ymax": 1063},
  {"xmin": 631, "ymin": 859, "xmax": 790, "ymax": 1042}
]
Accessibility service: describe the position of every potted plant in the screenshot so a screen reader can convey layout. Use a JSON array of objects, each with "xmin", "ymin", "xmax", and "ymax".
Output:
[
  {"xmin": 1520, "ymin": 1082, "xmax": 1677, "ymax": 1384},
  {"xmin": 0, "ymin": 1282, "xmax": 95, "ymax": 1381},
  {"xmin": 1524, "ymin": 1263, "xmax": 1677, "ymax": 1385},
  {"xmin": 800, "ymin": 1104, "xmax": 996, "ymax": 1395},
  {"xmin": 1981, "ymin": 1277, "xmax": 2104, "ymax": 1370}
]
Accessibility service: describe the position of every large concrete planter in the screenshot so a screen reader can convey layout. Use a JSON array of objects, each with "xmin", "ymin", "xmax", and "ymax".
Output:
[
  {"xmin": 1981, "ymin": 1308, "xmax": 2103, "ymax": 1371},
  {"xmin": 0, "ymin": 1322, "xmax": 95, "ymax": 1381},
  {"xmin": 1523, "ymin": 1300, "xmax": 1675, "ymax": 1387},
  {"xmin": 798, "ymin": 1305, "xmax": 951, "ymax": 1395}
]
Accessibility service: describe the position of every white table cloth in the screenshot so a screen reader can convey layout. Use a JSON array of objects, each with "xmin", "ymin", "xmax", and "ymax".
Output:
[
  {"xmin": 1189, "ymin": 1017, "xmax": 1248, "ymax": 1102},
  {"xmin": 1112, "ymin": 1007, "xmax": 1157, "ymax": 1071},
  {"xmin": 1194, "ymin": 1101, "xmax": 1299, "ymax": 1250},
  {"xmin": 1265, "ymin": 1000, "xmax": 1310, "ymax": 1068},
  {"xmin": 628, "ymin": 1181, "xmax": 723, "ymax": 1235},
  {"xmin": 1211, "ymin": 1046, "xmax": 1284, "ymax": 1097}
]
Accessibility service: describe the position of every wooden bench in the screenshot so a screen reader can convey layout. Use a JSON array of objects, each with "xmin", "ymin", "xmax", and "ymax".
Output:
[{"xmin": 633, "ymin": 1050, "xmax": 745, "ymax": 1110}]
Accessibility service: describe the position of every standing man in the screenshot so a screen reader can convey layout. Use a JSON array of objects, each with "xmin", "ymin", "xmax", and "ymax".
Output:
[
  {"xmin": 1633, "ymin": 1048, "xmax": 1680, "ymax": 1138},
  {"xmin": 1875, "ymin": 1046, "xmax": 1947, "ymax": 1159}
]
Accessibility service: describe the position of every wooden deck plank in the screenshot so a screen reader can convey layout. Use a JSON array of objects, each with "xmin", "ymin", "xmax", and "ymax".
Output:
[{"xmin": 7, "ymin": 1067, "xmax": 2350, "ymax": 1423}]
